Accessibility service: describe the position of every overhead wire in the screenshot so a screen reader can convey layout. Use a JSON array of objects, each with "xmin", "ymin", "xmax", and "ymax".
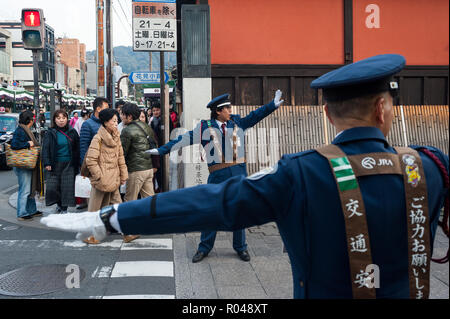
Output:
[
  {"xmin": 117, "ymin": 0, "xmax": 133, "ymax": 29},
  {"xmin": 112, "ymin": 1, "xmax": 131, "ymax": 35}
]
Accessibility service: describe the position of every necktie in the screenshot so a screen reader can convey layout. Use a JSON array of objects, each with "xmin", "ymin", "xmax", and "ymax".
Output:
[{"xmin": 221, "ymin": 123, "xmax": 226, "ymax": 136}]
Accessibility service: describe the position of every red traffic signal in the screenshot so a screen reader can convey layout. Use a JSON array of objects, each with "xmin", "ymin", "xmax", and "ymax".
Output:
[
  {"xmin": 23, "ymin": 10, "xmax": 41, "ymax": 27},
  {"xmin": 21, "ymin": 8, "xmax": 45, "ymax": 50}
]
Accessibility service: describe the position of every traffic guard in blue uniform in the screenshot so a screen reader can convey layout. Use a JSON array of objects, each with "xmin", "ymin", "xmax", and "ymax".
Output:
[
  {"xmin": 42, "ymin": 54, "xmax": 449, "ymax": 299},
  {"xmin": 146, "ymin": 90, "xmax": 284, "ymax": 262}
]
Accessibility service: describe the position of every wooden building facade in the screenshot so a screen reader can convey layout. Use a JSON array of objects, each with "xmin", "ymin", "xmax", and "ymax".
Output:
[{"xmin": 204, "ymin": 0, "xmax": 449, "ymax": 106}]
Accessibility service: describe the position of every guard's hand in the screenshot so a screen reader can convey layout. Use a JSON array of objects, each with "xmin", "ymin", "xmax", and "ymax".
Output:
[
  {"xmin": 41, "ymin": 212, "xmax": 107, "ymax": 241},
  {"xmin": 28, "ymin": 141, "xmax": 34, "ymax": 148},
  {"xmin": 274, "ymin": 89, "xmax": 284, "ymax": 108},
  {"xmin": 145, "ymin": 148, "xmax": 159, "ymax": 155}
]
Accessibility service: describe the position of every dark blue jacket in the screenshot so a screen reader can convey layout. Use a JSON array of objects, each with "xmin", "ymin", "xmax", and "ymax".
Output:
[
  {"xmin": 117, "ymin": 127, "xmax": 448, "ymax": 299},
  {"xmin": 79, "ymin": 115, "xmax": 101, "ymax": 163},
  {"xmin": 11, "ymin": 126, "xmax": 32, "ymax": 150},
  {"xmin": 42, "ymin": 127, "xmax": 80, "ymax": 170}
]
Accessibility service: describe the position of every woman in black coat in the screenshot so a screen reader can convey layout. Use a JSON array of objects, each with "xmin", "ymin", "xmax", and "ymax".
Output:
[{"xmin": 42, "ymin": 110, "xmax": 80, "ymax": 213}]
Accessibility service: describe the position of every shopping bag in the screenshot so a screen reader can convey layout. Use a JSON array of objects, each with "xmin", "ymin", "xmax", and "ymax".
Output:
[
  {"xmin": 120, "ymin": 182, "xmax": 126, "ymax": 194},
  {"xmin": 75, "ymin": 174, "xmax": 92, "ymax": 198}
]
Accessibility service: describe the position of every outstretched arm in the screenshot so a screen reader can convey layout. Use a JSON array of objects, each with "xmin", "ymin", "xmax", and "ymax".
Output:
[
  {"xmin": 147, "ymin": 122, "xmax": 202, "ymax": 156},
  {"xmin": 41, "ymin": 155, "xmax": 296, "ymax": 240},
  {"xmin": 237, "ymin": 89, "xmax": 284, "ymax": 130}
]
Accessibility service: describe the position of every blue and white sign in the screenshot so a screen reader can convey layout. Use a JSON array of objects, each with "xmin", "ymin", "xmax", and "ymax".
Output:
[{"xmin": 129, "ymin": 71, "xmax": 169, "ymax": 84}]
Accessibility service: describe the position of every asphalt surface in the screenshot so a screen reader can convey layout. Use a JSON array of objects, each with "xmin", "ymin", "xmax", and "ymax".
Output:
[{"xmin": 0, "ymin": 170, "xmax": 176, "ymax": 299}]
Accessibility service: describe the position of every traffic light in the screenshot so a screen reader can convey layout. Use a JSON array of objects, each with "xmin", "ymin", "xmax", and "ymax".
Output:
[{"xmin": 21, "ymin": 9, "xmax": 45, "ymax": 50}]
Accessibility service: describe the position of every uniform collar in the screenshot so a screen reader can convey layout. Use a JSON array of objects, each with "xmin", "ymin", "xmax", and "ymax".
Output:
[
  {"xmin": 332, "ymin": 126, "xmax": 389, "ymax": 146},
  {"xmin": 215, "ymin": 119, "xmax": 226, "ymax": 127}
]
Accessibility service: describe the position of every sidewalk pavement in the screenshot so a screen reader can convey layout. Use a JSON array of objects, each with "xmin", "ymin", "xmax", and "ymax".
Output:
[{"xmin": 4, "ymin": 192, "xmax": 449, "ymax": 299}]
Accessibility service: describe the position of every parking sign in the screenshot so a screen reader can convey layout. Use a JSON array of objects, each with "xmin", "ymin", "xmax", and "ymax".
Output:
[{"xmin": 132, "ymin": 0, "xmax": 177, "ymax": 52}]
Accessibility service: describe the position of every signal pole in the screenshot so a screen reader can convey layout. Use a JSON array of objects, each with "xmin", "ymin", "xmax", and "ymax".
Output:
[
  {"xmin": 21, "ymin": 8, "xmax": 45, "ymax": 143},
  {"xmin": 32, "ymin": 50, "xmax": 41, "ymax": 142}
]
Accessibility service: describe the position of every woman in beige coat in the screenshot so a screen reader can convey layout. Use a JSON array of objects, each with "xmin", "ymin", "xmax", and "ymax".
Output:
[{"xmin": 84, "ymin": 108, "xmax": 139, "ymax": 244}]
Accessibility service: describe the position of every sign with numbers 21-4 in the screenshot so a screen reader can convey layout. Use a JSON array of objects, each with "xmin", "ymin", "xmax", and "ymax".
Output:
[{"xmin": 132, "ymin": 0, "xmax": 177, "ymax": 52}]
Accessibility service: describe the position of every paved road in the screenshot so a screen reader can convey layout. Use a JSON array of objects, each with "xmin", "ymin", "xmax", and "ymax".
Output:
[
  {"xmin": 0, "ymin": 169, "xmax": 18, "ymax": 195},
  {"xmin": 0, "ymin": 191, "xmax": 176, "ymax": 299}
]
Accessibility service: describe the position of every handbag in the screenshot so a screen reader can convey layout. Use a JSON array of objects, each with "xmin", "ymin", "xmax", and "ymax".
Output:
[
  {"xmin": 75, "ymin": 174, "xmax": 92, "ymax": 198},
  {"xmin": 5, "ymin": 143, "xmax": 40, "ymax": 170},
  {"xmin": 80, "ymin": 157, "xmax": 90, "ymax": 177}
]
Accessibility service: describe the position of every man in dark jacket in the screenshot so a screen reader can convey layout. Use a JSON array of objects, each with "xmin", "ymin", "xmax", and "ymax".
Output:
[
  {"xmin": 79, "ymin": 97, "xmax": 109, "ymax": 165},
  {"xmin": 120, "ymin": 103, "xmax": 158, "ymax": 201}
]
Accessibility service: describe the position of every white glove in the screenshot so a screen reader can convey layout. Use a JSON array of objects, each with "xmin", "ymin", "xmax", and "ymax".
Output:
[
  {"xmin": 145, "ymin": 148, "xmax": 160, "ymax": 155},
  {"xmin": 274, "ymin": 89, "xmax": 284, "ymax": 108},
  {"xmin": 40, "ymin": 212, "xmax": 107, "ymax": 241}
]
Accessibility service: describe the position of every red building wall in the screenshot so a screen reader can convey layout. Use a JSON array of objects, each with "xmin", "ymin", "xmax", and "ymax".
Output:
[
  {"xmin": 209, "ymin": 0, "xmax": 449, "ymax": 66},
  {"xmin": 354, "ymin": 0, "xmax": 449, "ymax": 65},
  {"xmin": 210, "ymin": 0, "xmax": 344, "ymax": 65}
]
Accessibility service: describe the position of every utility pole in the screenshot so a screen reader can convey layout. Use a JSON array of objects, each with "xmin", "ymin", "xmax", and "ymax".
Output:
[
  {"xmin": 96, "ymin": 0, "xmax": 106, "ymax": 97},
  {"xmin": 105, "ymin": 0, "xmax": 114, "ymax": 107}
]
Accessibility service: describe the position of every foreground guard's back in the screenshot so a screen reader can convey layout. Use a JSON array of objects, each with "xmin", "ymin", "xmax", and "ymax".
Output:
[{"xmin": 316, "ymin": 144, "xmax": 431, "ymax": 299}]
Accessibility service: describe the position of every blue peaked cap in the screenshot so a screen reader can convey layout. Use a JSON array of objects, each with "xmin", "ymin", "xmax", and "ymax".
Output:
[
  {"xmin": 207, "ymin": 93, "xmax": 231, "ymax": 109},
  {"xmin": 311, "ymin": 54, "xmax": 406, "ymax": 89},
  {"xmin": 311, "ymin": 54, "xmax": 405, "ymax": 102}
]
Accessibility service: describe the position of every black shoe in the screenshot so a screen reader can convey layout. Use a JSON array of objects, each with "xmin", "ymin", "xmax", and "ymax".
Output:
[
  {"xmin": 76, "ymin": 203, "xmax": 88, "ymax": 210},
  {"xmin": 192, "ymin": 251, "xmax": 208, "ymax": 263},
  {"xmin": 18, "ymin": 215, "xmax": 33, "ymax": 221},
  {"xmin": 31, "ymin": 211, "xmax": 43, "ymax": 217},
  {"xmin": 237, "ymin": 250, "xmax": 251, "ymax": 262}
]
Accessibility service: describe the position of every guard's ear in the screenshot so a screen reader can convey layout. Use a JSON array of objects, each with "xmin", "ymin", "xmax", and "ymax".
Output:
[{"xmin": 374, "ymin": 96, "xmax": 386, "ymax": 125}]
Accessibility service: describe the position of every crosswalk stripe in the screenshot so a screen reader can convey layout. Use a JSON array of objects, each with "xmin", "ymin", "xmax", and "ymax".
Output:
[
  {"xmin": 111, "ymin": 261, "xmax": 174, "ymax": 278},
  {"xmin": 0, "ymin": 239, "xmax": 172, "ymax": 250},
  {"xmin": 121, "ymin": 238, "xmax": 172, "ymax": 250},
  {"xmin": 91, "ymin": 266, "xmax": 114, "ymax": 278}
]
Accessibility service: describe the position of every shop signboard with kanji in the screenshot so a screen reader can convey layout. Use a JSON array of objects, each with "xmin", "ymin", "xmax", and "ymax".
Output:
[{"xmin": 132, "ymin": 0, "xmax": 177, "ymax": 52}]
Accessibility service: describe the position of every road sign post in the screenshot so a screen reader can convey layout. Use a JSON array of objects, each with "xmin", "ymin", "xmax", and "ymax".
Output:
[{"xmin": 132, "ymin": 0, "xmax": 177, "ymax": 192}]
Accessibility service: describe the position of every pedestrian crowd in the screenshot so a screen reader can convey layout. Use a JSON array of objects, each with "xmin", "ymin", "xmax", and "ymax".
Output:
[{"xmin": 9, "ymin": 97, "xmax": 177, "ymax": 244}]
